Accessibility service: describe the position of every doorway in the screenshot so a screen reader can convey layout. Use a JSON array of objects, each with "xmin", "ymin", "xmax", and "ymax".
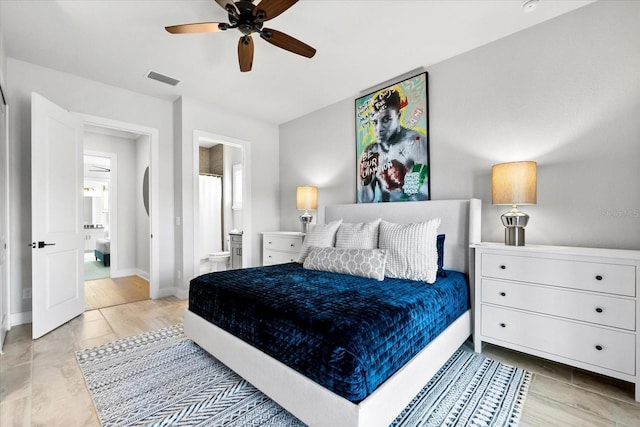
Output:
[
  {"xmin": 82, "ymin": 137, "xmax": 150, "ymax": 310},
  {"xmin": 197, "ymin": 142, "xmax": 244, "ymax": 275},
  {"xmin": 80, "ymin": 116, "xmax": 160, "ymax": 305},
  {"xmin": 30, "ymin": 93, "xmax": 160, "ymax": 338},
  {"xmin": 193, "ymin": 130, "xmax": 252, "ymax": 278}
]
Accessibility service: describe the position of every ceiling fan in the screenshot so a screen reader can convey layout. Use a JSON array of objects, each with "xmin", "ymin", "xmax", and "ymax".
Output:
[{"xmin": 165, "ymin": 0, "xmax": 316, "ymax": 72}]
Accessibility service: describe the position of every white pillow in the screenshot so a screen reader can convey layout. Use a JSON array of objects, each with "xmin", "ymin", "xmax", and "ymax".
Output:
[
  {"xmin": 335, "ymin": 218, "xmax": 381, "ymax": 249},
  {"xmin": 303, "ymin": 247, "xmax": 387, "ymax": 281},
  {"xmin": 297, "ymin": 219, "xmax": 343, "ymax": 263},
  {"xmin": 378, "ymin": 218, "xmax": 441, "ymax": 283}
]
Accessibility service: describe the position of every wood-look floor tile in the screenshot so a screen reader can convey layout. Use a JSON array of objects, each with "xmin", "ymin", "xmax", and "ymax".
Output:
[
  {"xmin": 482, "ymin": 344, "xmax": 573, "ymax": 384},
  {"xmin": 571, "ymin": 368, "xmax": 639, "ymax": 405},
  {"xmin": 520, "ymin": 391, "xmax": 615, "ymax": 427},
  {"xmin": 529, "ymin": 374, "xmax": 639, "ymax": 424}
]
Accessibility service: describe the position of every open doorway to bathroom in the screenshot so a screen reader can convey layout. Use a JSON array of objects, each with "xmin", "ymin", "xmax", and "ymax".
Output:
[{"xmin": 197, "ymin": 141, "xmax": 244, "ymax": 275}]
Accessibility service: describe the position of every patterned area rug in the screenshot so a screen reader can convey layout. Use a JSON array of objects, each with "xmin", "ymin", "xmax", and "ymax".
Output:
[{"xmin": 76, "ymin": 324, "xmax": 531, "ymax": 427}]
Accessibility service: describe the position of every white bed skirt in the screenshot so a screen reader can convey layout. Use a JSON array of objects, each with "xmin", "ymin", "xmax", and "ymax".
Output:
[{"xmin": 184, "ymin": 309, "xmax": 472, "ymax": 427}]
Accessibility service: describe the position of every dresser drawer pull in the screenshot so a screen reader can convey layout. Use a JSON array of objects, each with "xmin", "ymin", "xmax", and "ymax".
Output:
[
  {"xmin": 499, "ymin": 292, "xmax": 506, "ymax": 297},
  {"xmin": 595, "ymin": 345, "xmax": 603, "ymax": 351},
  {"xmin": 595, "ymin": 275, "xmax": 603, "ymax": 281},
  {"xmin": 499, "ymin": 265, "xmax": 506, "ymax": 270},
  {"xmin": 500, "ymin": 323, "xmax": 506, "ymax": 328},
  {"xmin": 290, "ymin": 243, "xmax": 295, "ymax": 247},
  {"xmin": 268, "ymin": 241, "xmax": 272, "ymax": 245},
  {"xmin": 595, "ymin": 307, "xmax": 603, "ymax": 313}
]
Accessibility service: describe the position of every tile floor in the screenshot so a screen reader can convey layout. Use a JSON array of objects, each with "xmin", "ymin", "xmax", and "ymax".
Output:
[{"xmin": 1, "ymin": 297, "xmax": 639, "ymax": 426}]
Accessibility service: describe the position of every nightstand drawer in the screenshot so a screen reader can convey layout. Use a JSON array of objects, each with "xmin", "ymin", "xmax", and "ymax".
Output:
[
  {"xmin": 482, "ymin": 305, "xmax": 636, "ymax": 375},
  {"xmin": 481, "ymin": 253, "xmax": 636, "ymax": 297},
  {"xmin": 263, "ymin": 250, "xmax": 299, "ymax": 266},
  {"xmin": 264, "ymin": 236, "xmax": 303, "ymax": 252},
  {"xmin": 482, "ymin": 279, "xmax": 636, "ymax": 330}
]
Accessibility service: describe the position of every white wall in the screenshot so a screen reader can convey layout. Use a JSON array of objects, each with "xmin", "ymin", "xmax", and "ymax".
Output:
[
  {"xmin": 6, "ymin": 58, "xmax": 175, "ymax": 315},
  {"xmin": 136, "ymin": 135, "xmax": 150, "ymax": 277},
  {"xmin": 279, "ymin": 1, "xmax": 640, "ymax": 250},
  {"xmin": 223, "ymin": 143, "xmax": 244, "ymax": 239},
  {"xmin": 84, "ymin": 132, "xmax": 144, "ymax": 276},
  {"xmin": 174, "ymin": 96, "xmax": 280, "ymax": 294}
]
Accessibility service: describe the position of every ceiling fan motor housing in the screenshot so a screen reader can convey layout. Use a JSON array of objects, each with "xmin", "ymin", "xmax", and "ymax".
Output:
[{"xmin": 228, "ymin": 1, "xmax": 264, "ymax": 35}]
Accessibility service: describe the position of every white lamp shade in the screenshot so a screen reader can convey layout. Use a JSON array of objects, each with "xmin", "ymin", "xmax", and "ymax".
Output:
[
  {"xmin": 492, "ymin": 161, "xmax": 537, "ymax": 205},
  {"xmin": 296, "ymin": 186, "xmax": 318, "ymax": 210}
]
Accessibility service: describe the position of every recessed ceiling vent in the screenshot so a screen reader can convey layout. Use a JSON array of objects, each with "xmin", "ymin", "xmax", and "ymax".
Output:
[{"xmin": 146, "ymin": 70, "xmax": 181, "ymax": 86}]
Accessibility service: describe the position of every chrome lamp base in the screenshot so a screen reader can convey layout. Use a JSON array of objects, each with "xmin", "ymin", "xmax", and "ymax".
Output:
[
  {"xmin": 300, "ymin": 210, "xmax": 313, "ymax": 234},
  {"xmin": 501, "ymin": 205, "xmax": 529, "ymax": 246}
]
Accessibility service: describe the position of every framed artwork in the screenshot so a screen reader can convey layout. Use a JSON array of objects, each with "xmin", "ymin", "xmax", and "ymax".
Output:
[{"xmin": 355, "ymin": 72, "xmax": 429, "ymax": 203}]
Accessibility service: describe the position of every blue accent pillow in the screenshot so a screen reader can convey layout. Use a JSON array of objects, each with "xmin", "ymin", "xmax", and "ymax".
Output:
[{"xmin": 437, "ymin": 234, "xmax": 447, "ymax": 278}]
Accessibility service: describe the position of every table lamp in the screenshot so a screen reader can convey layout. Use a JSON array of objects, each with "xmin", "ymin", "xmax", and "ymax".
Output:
[
  {"xmin": 296, "ymin": 186, "xmax": 318, "ymax": 233},
  {"xmin": 492, "ymin": 161, "xmax": 537, "ymax": 246}
]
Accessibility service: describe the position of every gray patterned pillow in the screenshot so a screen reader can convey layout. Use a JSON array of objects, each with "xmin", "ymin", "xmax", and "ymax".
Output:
[
  {"xmin": 335, "ymin": 218, "xmax": 381, "ymax": 249},
  {"xmin": 303, "ymin": 247, "xmax": 387, "ymax": 281},
  {"xmin": 297, "ymin": 219, "xmax": 343, "ymax": 263},
  {"xmin": 379, "ymin": 218, "xmax": 441, "ymax": 283}
]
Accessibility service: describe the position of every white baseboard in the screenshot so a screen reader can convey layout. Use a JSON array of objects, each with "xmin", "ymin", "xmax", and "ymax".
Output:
[
  {"xmin": 10, "ymin": 311, "xmax": 32, "ymax": 327},
  {"xmin": 175, "ymin": 287, "xmax": 189, "ymax": 300},
  {"xmin": 111, "ymin": 268, "xmax": 138, "ymax": 278},
  {"xmin": 136, "ymin": 269, "xmax": 150, "ymax": 281}
]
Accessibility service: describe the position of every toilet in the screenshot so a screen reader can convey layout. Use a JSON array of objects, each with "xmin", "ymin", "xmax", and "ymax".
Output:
[{"xmin": 208, "ymin": 251, "xmax": 230, "ymax": 272}]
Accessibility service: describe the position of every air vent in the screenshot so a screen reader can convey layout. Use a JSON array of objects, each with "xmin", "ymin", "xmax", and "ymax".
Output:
[{"xmin": 146, "ymin": 70, "xmax": 181, "ymax": 86}]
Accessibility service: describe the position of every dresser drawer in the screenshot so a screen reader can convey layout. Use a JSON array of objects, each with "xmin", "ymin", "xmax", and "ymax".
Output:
[
  {"xmin": 482, "ymin": 305, "xmax": 636, "ymax": 375},
  {"xmin": 481, "ymin": 253, "xmax": 636, "ymax": 297},
  {"xmin": 263, "ymin": 250, "xmax": 299, "ymax": 266},
  {"xmin": 264, "ymin": 235, "xmax": 302, "ymax": 252},
  {"xmin": 482, "ymin": 279, "xmax": 636, "ymax": 330}
]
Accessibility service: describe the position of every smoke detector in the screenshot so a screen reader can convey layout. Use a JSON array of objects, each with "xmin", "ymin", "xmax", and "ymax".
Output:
[{"xmin": 521, "ymin": 0, "xmax": 540, "ymax": 13}]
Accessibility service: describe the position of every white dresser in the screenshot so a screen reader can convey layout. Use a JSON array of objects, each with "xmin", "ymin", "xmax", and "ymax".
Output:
[
  {"xmin": 472, "ymin": 243, "xmax": 640, "ymax": 401},
  {"xmin": 262, "ymin": 232, "xmax": 304, "ymax": 266}
]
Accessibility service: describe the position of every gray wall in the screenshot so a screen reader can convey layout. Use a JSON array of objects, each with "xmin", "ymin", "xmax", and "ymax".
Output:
[{"xmin": 279, "ymin": 1, "xmax": 640, "ymax": 250}]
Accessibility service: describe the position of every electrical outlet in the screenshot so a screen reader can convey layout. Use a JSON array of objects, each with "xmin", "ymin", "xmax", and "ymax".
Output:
[{"xmin": 23, "ymin": 288, "xmax": 32, "ymax": 299}]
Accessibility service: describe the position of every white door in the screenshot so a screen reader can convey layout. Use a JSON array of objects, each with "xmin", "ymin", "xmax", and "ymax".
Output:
[{"xmin": 31, "ymin": 93, "xmax": 84, "ymax": 339}]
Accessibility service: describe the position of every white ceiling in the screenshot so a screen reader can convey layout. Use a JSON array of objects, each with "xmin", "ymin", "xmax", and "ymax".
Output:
[{"xmin": 1, "ymin": 0, "xmax": 594, "ymax": 125}]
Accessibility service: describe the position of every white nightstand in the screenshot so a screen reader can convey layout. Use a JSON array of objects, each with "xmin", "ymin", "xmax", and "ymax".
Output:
[
  {"xmin": 471, "ymin": 243, "xmax": 640, "ymax": 401},
  {"xmin": 262, "ymin": 232, "xmax": 304, "ymax": 266}
]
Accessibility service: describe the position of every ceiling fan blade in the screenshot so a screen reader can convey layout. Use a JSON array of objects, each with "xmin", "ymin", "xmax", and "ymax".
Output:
[
  {"xmin": 165, "ymin": 22, "xmax": 224, "ymax": 34},
  {"xmin": 238, "ymin": 35, "xmax": 254, "ymax": 72},
  {"xmin": 215, "ymin": 0, "xmax": 239, "ymax": 16},
  {"xmin": 254, "ymin": 0, "xmax": 298, "ymax": 22},
  {"xmin": 260, "ymin": 28, "xmax": 316, "ymax": 58}
]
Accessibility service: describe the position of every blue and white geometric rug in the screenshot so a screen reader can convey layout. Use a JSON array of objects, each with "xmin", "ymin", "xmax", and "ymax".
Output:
[{"xmin": 75, "ymin": 324, "xmax": 531, "ymax": 427}]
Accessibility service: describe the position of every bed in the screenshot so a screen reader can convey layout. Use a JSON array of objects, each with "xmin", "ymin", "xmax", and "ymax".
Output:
[
  {"xmin": 184, "ymin": 199, "xmax": 481, "ymax": 426},
  {"xmin": 94, "ymin": 238, "xmax": 110, "ymax": 267}
]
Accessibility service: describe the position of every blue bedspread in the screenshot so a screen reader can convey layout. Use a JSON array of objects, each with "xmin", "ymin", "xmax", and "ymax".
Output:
[{"xmin": 188, "ymin": 262, "xmax": 469, "ymax": 402}]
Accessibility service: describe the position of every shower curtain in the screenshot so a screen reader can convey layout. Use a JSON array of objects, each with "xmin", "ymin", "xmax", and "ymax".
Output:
[{"xmin": 199, "ymin": 175, "xmax": 223, "ymax": 260}]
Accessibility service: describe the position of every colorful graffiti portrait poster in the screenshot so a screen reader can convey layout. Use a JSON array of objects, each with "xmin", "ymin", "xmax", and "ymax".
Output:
[{"xmin": 355, "ymin": 72, "xmax": 430, "ymax": 203}]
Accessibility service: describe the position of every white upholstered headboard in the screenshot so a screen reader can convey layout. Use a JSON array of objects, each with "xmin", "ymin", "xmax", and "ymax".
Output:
[{"xmin": 325, "ymin": 199, "xmax": 481, "ymax": 274}]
